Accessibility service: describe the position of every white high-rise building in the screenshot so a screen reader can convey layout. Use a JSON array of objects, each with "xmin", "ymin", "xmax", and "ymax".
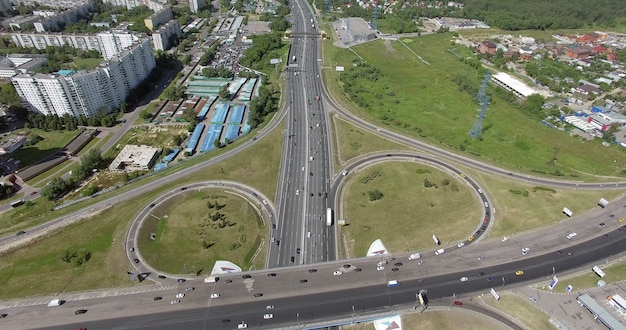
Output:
[
  {"xmin": 12, "ymin": 38, "xmax": 155, "ymax": 118},
  {"xmin": 189, "ymin": 0, "xmax": 202, "ymax": 13},
  {"xmin": 97, "ymin": 30, "xmax": 140, "ymax": 60}
]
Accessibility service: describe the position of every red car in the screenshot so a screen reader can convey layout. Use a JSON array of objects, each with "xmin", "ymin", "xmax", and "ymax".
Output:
[{"xmin": 453, "ymin": 301, "xmax": 463, "ymax": 306}]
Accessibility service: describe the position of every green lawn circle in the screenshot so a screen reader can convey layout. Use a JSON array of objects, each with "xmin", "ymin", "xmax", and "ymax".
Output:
[
  {"xmin": 341, "ymin": 161, "xmax": 481, "ymax": 257},
  {"xmin": 137, "ymin": 189, "xmax": 265, "ymax": 275}
]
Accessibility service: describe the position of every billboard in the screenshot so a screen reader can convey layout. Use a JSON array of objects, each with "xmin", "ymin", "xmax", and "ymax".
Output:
[{"xmin": 490, "ymin": 288, "xmax": 500, "ymax": 300}]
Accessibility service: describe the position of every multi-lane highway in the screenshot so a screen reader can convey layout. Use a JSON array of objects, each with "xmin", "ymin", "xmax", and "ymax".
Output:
[
  {"xmin": 8, "ymin": 215, "xmax": 625, "ymax": 329},
  {"xmin": 271, "ymin": 0, "xmax": 335, "ymax": 268},
  {"xmin": 3, "ymin": 0, "xmax": 626, "ymax": 328}
]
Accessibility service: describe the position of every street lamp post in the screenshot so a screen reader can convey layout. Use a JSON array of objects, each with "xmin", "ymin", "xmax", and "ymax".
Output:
[
  {"xmin": 449, "ymin": 293, "xmax": 456, "ymax": 310},
  {"xmin": 500, "ymin": 276, "xmax": 506, "ymax": 292},
  {"xmin": 297, "ymin": 312, "xmax": 300, "ymax": 329},
  {"xmin": 412, "ymin": 293, "xmax": 419, "ymax": 311},
  {"xmin": 352, "ymin": 305, "xmax": 355, "ymax": 323}
]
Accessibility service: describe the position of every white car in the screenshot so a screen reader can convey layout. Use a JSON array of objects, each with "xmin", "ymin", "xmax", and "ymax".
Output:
[
  {"xmin": 296, "ymin": 189, "xmax": 299, "ymax": 195},
  {"xmin": 210, "ymin": 293, "xmax": 220, "ymax": 299},
  {"xmin": 460, "ymin": 277, "xmax": 469, "ymax": 282},
  {"xmin": 566, "ymin": 232, "xmax": 577, "ymax": 239},
  {"xmin": 175, "ymin": 293, "xmax": 185, "ymax": 299},
  {"xmin": 262, "ymin": 200, "xmax": 268, "ymax": 205},
  {"xmin": 333, "ymin": 270, "xmax": 343, "ymax": 276},
  {"xmin": 302, "ymin": 167, "xmax": 305, "ymax": 171},
  {"xmin": 376, "ymin": 265, "xmax": 385, "ymax": 271},
  {"xmin": 521, "ymin": 247, "xmax": 530, "ymax": 253},
  {"xmin": 266, "ymin": 305, "xmax": 274, "ymax": 310},
  {"xmin": 263, "ymin": 314, "xmax": 273, "ymax": 320},
  {"xmin": 238, "ymin": 323, "xmax": 248, "ymax": 329},
  {"xmin": 457, "ymin": 242, "xmax": 465, "ymax": 248},
  {"xmin": 501, "ymin": 237, "xmax": 508, "ymax": 242},
  {"xmin": 408, "ymin": 253, "xmax": 421, "ymax": 260},
  {"xmin": 484, "ymin": 202, "xmax": 489, "ymax": 208},
  {"xmin": 170, "ymin": 299, "xmax": 180, "ymax": 305}
]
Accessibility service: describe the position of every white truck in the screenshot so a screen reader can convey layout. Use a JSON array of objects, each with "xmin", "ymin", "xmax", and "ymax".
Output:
[{"xmin": 47, "ymin": 299, "xmax": 62, "ymax": 307}]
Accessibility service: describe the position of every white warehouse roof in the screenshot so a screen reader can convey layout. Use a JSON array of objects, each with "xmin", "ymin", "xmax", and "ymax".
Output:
[{"xmin": 492, "ymin": 72, "xmax": 537, "ymax": 98}]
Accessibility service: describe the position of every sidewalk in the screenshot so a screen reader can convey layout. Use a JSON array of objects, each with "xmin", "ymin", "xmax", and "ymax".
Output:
[{"xmin": 0, "ymin": 284, "xmax": 176, "ymax": 309}]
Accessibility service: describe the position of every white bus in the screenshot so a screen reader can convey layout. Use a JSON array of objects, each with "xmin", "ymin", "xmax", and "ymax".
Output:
[
  {"xmin": 326, "ymin": 208, "xmax": 332, "ymax": 227},
  {"xmin": 592, "ymin": 266, "xmax": 606, "ymax": 278}
]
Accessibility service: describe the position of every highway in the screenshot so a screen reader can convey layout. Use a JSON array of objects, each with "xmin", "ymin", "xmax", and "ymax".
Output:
[
  {"xmin": 7, "ymin": 220, "xmax": 624, "ymax": 329},
  {"xmin": 3, "ymin": 0, "xmax": 626, "ymax": 328},
  {"xmin": 270, "ymin": 0, "xmax": 336, "ymax": 269}
]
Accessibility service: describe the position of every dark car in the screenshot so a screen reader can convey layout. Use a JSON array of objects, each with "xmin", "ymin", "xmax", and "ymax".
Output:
[
  {"xmin": 153, "ymin": 296, "xmax": 162, "ymax": 301},
  {"xmin": 253, "ymin": 293, "xmax": 263, "ymax": 297},
  {"xmin": 354, "ymin": 268, "xmax": 362, "ymax": 272},
  {"xmin": 149, "ymin": 203, "xmax": 155, "ymax": 208},
  {"xmin": 0, "ymin": 314, "xmax": 7, "ymax": 318},
  {"xmin": 177, "ymin": 279, "xmax": 186, "ymax": 283},
  {"xmin": 75, "ymin": 309, "xmax": 88, "ymax": 315},
  {"xmin": 221, "ymin": 319, "xmax": 231, "ymax": 324},
  {"xmin": 394, "ymin": 262, "xmax": 403, "ymax": 267},
  {"xmin": 343, "ymin": 264, "xmax": 351, "ymax": 268},
  {"xmin": 478, "ymin": 272, "xmax": 485, "ymax": 276},
  {"xmin": 224, "ymin": 279, "xmax": 232, "ymax": 283},
  {"xmin": 16, "ymin": 231, "xmax": 26, "ymax": 236},
  {"xmin": 308, "ymin": 269, "xmax": 317, "ymax": 273},
  {"xmin": 391, "ymin": 268, "xmax": 399, "ymax": 272},
  {"xmin": 185, "ymin": 287, "xmax": 195, "ymax": 292},
  {"xmin": 267, "ymin": 273, "xmax": 277, "ymax": 277},
  {"xmin": 158, "ymin": 275, "xmax": 166, "ymax": 279},
  {"xmin": 181, "ymin": 187, "xmax": 188, "ymax": 191},
  {"xmin": 300, "ymin": 279, "xmax": 308, "ymax": 283},
  {"xmin": 133, "ymin": 258, "xmax": 139, "ymax": 263},
  {"xmin": 290, "ymin": 256, "xmax": 295, "ymax": 263},
  {"xmin": 275, "ymin": 240, "xmax": 280, "ymax": 246},
  {"xmin": 481, "ymin": 225, "xmax": 487, "ymax": 230},
  {"xmin": 599, "ymin": 222, "xmax": 605, "ymax": 227},
  {"xmin": 272, "ymin": 224, "xmax": 276, "ymax": 229},
  {"xmin": 487, "ymin": 277, "xmax": 495, "ymax": 282},
  {"xmin": 243, "ymin": 274, "xmax": 252, "ymax": 279},
  {"xmin": 296, "ymin": 248, "xmax": 301, "ymax": 254}
]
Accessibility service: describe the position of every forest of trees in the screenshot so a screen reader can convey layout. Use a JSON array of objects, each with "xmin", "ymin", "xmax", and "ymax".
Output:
[
  {"xmin": 314, "ymin": 0, "xmax": 626, "ymax": 31},
  {"xmin": 462, "ymin": 0, "xmax": 626, "ymax": 30}
]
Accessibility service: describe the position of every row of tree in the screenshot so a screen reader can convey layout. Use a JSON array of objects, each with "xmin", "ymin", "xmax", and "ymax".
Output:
[{"xmin": 40, "ymin": 149, "xmax": 104, "ymax": 201}]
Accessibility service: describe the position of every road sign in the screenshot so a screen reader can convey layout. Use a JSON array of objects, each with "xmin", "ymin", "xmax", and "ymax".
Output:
[{"xmin": 549, "ymin": 276, "xmax": 559, "ymax": 290}]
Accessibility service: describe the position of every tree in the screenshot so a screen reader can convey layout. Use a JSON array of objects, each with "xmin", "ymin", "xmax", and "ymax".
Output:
[
  {"xmin": 218, "ymin": 86, "xmax": 230, "ymax": 100},
  {"xmin": 214, "ymin": 139, "xmax": 222, "ymax": 148}
]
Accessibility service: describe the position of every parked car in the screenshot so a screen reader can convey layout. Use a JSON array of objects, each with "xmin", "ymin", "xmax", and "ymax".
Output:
[
  {"xmin": 175, "ymin": 293, "xmax": 185, "ymax": 299},
  {"xmin": 263, "ymin": 314, "xmax": 273, "ymax": 320},
  {"xmin": 75, "ymin": 309, "xmax": 88, "ymax": 315},
  {"xmin": 210, "ymin": 294, "xmax": 220, "ymax": 299},
  {"xmin": 153, "ymin": 297, "xmax": 162, "ymax": 301}
]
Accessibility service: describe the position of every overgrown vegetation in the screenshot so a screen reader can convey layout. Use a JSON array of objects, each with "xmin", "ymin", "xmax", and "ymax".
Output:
[{"xmin": 41, "ymin": 149, "xmax": 104, "ymax": 200}]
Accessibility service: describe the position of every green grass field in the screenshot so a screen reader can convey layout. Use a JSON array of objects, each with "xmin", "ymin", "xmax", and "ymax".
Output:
[
  {"xmin": 465, "ymin": 168, "xmax": 626, "ymax": 237},
  {"xmin": 138, "ymin": 189, "xmax": 266, "ymax": 274},
  {"xmin": 546, "ymin": 259, "xmax": 626, "ymax": 293},
  {"xmin": 340, "ymin": 161, "xmax": 480, "ymax": 257},
  {"xmin": 68, "ymin": 58, "xmax": 103, "ymax": 70},
  {"xmin": 0, "ymin": 120, "xmax": 283, "ymax": 298},
  {"xmin": 11, "ymin": 129, "xmax": 80, "ymax": 167},
  {"xmin": 332, "ymin": 115, "xmax": 412, "ymax": 168},
  {"xmin": 482, "ymin": 292, "xmax": 553, "ymax": 330},
  {"xmin": 324, "ymin": 33, "xmax": 626, "ymax": 180}
]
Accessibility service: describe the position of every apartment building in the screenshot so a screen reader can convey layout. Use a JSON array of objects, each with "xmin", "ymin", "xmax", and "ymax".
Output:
[{"xmin": 11, "ymin": 38, "xmax": 155, "ymax": 118}]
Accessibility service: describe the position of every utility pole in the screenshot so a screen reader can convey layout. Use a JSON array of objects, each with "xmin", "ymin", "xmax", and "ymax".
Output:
[
  {"xmin": 500, "ymin": 276, "xmax": 506, "ymax": 293},
  {"xmin": 351, "ymin": 305, "xmax": 355, "ymax": 323},
  {"xmin": 412, "ymin": 293, "xmax": 419, "ymax": 311},
  {"xmin": 297, "ymin": 312, "xmax": 300, "ymax": 329}
]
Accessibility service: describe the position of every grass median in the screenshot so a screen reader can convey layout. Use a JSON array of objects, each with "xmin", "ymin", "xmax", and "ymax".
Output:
[{"xmin": 481, "ymin": 292, "xmax": 553, "ymax": 330}]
